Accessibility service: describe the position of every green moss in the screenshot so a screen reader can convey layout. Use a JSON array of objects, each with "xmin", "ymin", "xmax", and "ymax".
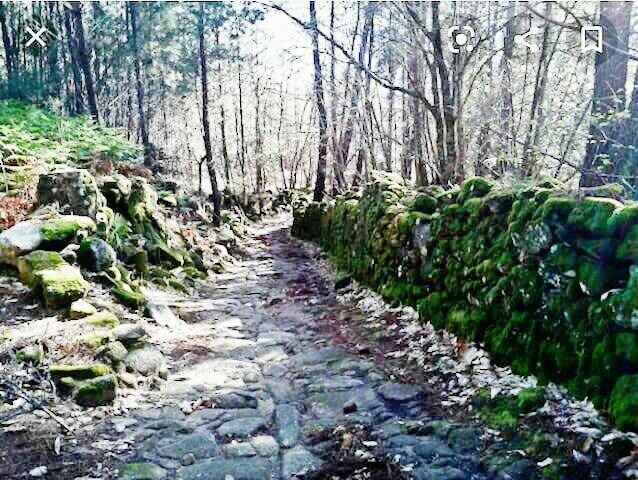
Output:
[
  {"xmin": 168, "ymin": 278, "xmax": 189, "ymax": 292},
  {"xmin": 609, "ymin": 375, "xmax": 638, "ymax": 431},
  {"xmin": 50, "ymin": 363, "xmax": 110, "ymax": 380},
  {"xmin": 84, "ymin": 310, "xmax": 119, "ymax": 328},
  {"xmin": 410, "ymin": 193, "xmax": 437, "ymax": 214},
  {"xmin": 291, "ymin": 176, "xmax": 638, "ymax": 430},
  {"xmin": 617, "ymin": 225, "xmax": 638, "ymax": 262},
  {"xmin": 73, "ymin": 374, "xmax": 117, "ymax": 407},
  {"xmin": 517, "ymin": 387, "xmax": 545, "ymax": 413},
  {"xmin": 183, "ymin": 266, "xmax": 206, "ymax": 280},
  {"xmin": 577, "ymin": 260, "xmax": 608, "ymax": 297},
  {"xmin": 540, "ymin": 197, "xmax": 576, "ymax": 223},
  {"xmin": 608, "ymin": 205, "xmax": 638, "ymax": 238},
  {"xmin": 40, "ymin": 265, "xmax": 89, "ymax": 309},
  {"xmin": 616, "ymin": 333, "xmax": 638, "ymax": 366},
  {"xmin": 78, "ymin": 332, "xmax": 110, "ymax": 349},
  {"xmin": 40, "ymin": 216, "xmax": 95, "ymax": 247},
  {"xmin": 15, "ymin": 344, "xmax": 44, "ymax": 364},
  {"xmin": 16, "ymin": 250, "xmax": 65, "ymax": 287},
  {"xmin": 112, "ymin": 285, "xmax": 146, "ymax": 308},
  {"xmin": 458, "ymin": 177, "xmax": 493, "ymax": 203},
  {"xmin": 567, "ymin": 197, "xmax": 621, "ymax": 236}
]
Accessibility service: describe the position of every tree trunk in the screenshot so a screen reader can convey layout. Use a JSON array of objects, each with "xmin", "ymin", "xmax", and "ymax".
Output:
[
  {"xmin": 215, "ymin": 32, "xmax": 231, "ymax": 190},
  {"xmin": 128, "ymin": 2, "xmax": 151, "ymax": 164},
  {"xmin": 197, "ymin": 3, "xmax": 221, "ymax": 225},
  {"xmin": 70, "ymin": 2, "xmax": 98, "ymax": 121},
  {"xmin": 310, "ymin": 1, "xmax": 328, "ymax": 202},
  {"xmin": 63, "ymin": 5, "xmax": 84, "ymax": 114},
  {"xmin": 580, "ymin": 1, "xmax": 632, "ymax": 187}
]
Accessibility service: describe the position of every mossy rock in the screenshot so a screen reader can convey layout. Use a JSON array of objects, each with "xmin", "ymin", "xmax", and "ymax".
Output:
[
  {"xmin": 616, "ymin": 333, "xmax": 638, "ymax": 366},
  {"xmin": 73, "ymin": 374, "xmax": 117, "ymax": 407},
  {"xmin": 16, "ymin": 250, "xmax": 65, "ymax": 287},
  {"xmin": 609, "ymin": 375, "xmax": 638, "ymax": 431},
  {"xmin": 78, "ymin": 332, "xmax": 111, "ymax": 349},
  {"xmin": 69, "ymin": 299, "xmax": 97, "ymax": 319},
  {"xmin": 112, "ymin": 285, "xmax": 146, "ymax": 308},
  {"xmin": 16, "ymin": 344, "xmax": 44, "ymax": 364},
  {"xmin": 78, "ymin": 237, "xmax": 117, "ymax": 272},
  {"xmin": 567, "ymin": 197, "xmax": 622, "ymax": 236},
  {"xmin": 168, "ymin": 278, "xmax": 189, "ymax": 292},
  {"xmin": 40, "ymin": 216, "xmax": 95, "ymax": 249},
  {"xmin": 40, "ymin": 265, "xmax": 89, "ymax": 309},
  {"xmin": 183, "ymin": 266, "xmax": 206, "ymax": 280},
  {"xmin": 127, "ymin": 178, "xmax": 158, "ymax": 224},
  {"xmin": 458, "ymin": 177, "xmax": 493, "ymax": 203},
  {"xmin": 616, "ymin": 225, "xmax": 638, "ymax": 262},
  {"xmin": 540, "ymin": 197, "xmax": 576, "ymax": 224},
  {"xmin": 117, "ymin": 462, "xmax": 167, "ymax": 480},
  {"xmin": 84, "ymin": 310, "xmax": 119, "ymax": 328},
  {"xmin": 37, "ymin": 168, "xmax": 106, "ymax": 219},
  {"xmin": 608, "ymin": 205, "xmax": 638, "ymax": 238},
  {"xmin": 50, "ymin": 363, "xmax": 110, "ymax": 381},
  {"xmin": 516, "ymin": 387, "xmax": 545, "ymax": 413},
  {"xmin": 410, "ymin": 193, "xmax": 437, "ymax": 214}
]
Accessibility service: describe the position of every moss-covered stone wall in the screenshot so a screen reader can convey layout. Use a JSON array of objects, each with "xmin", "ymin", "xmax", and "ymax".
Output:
[{"xmin": 292, "ymin": 171, "xmax": 638, "ymax": 431}]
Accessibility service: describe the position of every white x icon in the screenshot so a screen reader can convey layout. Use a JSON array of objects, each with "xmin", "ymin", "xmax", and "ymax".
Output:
[{"xmin": 26, "ymin": 26, "xmax": 47, "ymax": 47}]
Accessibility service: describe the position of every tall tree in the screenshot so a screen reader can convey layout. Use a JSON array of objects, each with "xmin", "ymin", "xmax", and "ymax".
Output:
[
  {"xmin": 309, "ymin": 1, "xmax": 328, "ymax": 202},
  {"xmin": 197, "ymin": 3, "xmax": 222, "ymax": 225},
  {"xmin": 69, "ymin": 2, "xmax": 98, "ymax": 121},
  {"xmin": 127, "ymin": 2, "xmax": 151, "ymax": 165},
  {"xmin": 580, "ymin": 1, "xmax": 632, "ymax": 187}
]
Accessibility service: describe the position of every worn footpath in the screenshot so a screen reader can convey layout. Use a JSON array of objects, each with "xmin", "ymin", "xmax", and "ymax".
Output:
[{"xmin": 10, "ymin": 214, "xmax": 633, "ymax": 479}]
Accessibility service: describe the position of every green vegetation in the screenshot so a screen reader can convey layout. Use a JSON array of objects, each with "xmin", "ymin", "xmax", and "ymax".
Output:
[
  {"xmin": 0, "ymin": 100, "xmax": 139, "ymax": 168},
  {"xmin": 293, "ymin": 173, "xmax": 638, "ymax": 430}
]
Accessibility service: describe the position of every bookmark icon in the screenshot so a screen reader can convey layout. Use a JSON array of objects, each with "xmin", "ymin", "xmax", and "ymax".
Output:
[{"xmin": 582, "ymin": 25, "xmax": 603, "ymax": 53}]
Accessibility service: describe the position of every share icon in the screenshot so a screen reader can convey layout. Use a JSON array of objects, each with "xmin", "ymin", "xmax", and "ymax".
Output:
[{"xmin": 514, "ymin": 25, "xmax": 542, "ymax": 53}]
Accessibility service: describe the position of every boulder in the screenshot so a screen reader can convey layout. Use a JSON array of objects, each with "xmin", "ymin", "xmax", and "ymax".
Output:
[
  {"xmin": 0, "ymin": 215, "xmax": 95, "ymax": 265},
  {"xmin": 127, "ymin": 178, "xmax": 158, "ymax": 224},
  {"xmin": 72, "ymin": 374, "xmax": 117, "ymax": 407},
  {"xmin": 98, "ymin": 174, "xmax": 132, "ymax": 210},
  {"xmin": 17, "ymin": 251, "xmax": 66, "ymax": 287},
  {"xmin": 113, "ymin": 323, "xmax": 146, "ymax": 344},
  {"xmin": 78, "ymin": 238, "xmax": 116, "ymax": 272},
  {"xmin": 124, "ymin": 344, "xmax": 167, "ymax": 377},
  {"xmin": 0, "ymin": 221, "xmax": 43, "ymax": 265},
  {"xmin": 17, "ymin": 251, "xmax": 88, "ymax": 308},
  {"xmin": 40, "ymin": 265, "xmax": 89, "ymax": 309},
  {"xmin": 37, "ymin": 168, "xmax": 106, "ymax": 218},
  {"xmin": 40, "ymin": 216, "xmax": 96, "ymax": 248}
]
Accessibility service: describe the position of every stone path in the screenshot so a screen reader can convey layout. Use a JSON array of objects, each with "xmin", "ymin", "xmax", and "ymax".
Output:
[{"xmin": 109, "ymin": 217, "xmax": 505, "ymax": 480}]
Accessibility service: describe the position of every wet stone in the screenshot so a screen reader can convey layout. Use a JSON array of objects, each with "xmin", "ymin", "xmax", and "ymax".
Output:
[
  {"xmin": 157, "ymin": 432, "xmax": 219, "ymax": 460},
  {"xmin": 266, "ymin": 379, "xmax": 294, "ymax": 403},
  {"xmin": 250, "ymin": 435, "xmax": 279, "ymax": 457},
  {"xmin": 448, "ymin": 427, "xmax": 482, "ymax": 453},
  {"xmin": 217, "ymin": 416, "xmax": 266, "ymax": 438},
  {"xmin": 276, "ymin": 404, "xmax": 300, "ymax": 448},
  {"xmin": 176, "ymin": 458, "xmax": 270, "ymax": 480},
  {"xmin": 223, "ymin": 441, "xmax": 257, "ymax": 457},
  {"xmin": 262, "ymin": 362, "xmax": 287, "ymax": 377},
  {"xmin": 213, "ymin": 391, "xmax": 258, "ymax": 409},
  {"xmin": 282, "ymin": 446, "xmax": 322, "ymax": 479},
  {"xmin": 411, "ymin": 465, "xmax": 467, "ymax": 480},
  {"xmin": 378, "ymin": 382, "xmax": 422, "ymax": 402}
]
